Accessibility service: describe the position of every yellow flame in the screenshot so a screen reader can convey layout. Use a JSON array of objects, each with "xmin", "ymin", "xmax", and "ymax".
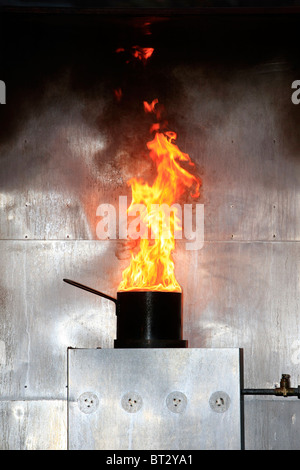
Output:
[{"xmin": 118, "ymin": 126, "xmax": 201, "ymax": 293}]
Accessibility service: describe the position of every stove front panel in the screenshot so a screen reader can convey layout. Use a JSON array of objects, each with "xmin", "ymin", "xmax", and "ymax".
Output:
[{"xmin": 68, "ymin": 348, "xmax": 242, "ymax": 450}]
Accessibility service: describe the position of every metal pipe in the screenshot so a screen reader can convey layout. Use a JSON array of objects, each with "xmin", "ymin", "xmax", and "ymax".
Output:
[
  {"xmin": 242, "ymin": 389, "xmax": 277, "ymax": 395},
  {"xmin": 242, "ymin": 388, "xmax": 300, "ymax": 397},
  {"xmin": 242, "ymin": 374, "xmax": 300, "ymax": 399}
]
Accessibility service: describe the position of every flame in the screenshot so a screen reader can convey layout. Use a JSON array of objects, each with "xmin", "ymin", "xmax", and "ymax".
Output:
[
  {"xmin": 118, "ymin": 103, "xmax": 201, "ymax": 293},
  {"xmin": 143, "ymin": 99, "xmax": 158, "ymax": 113},
  {"xmin": 114, "ymin": 88, "xmax": 122, "ymax": 102},
  {"xmin": 132, "ymin": 46, "xmax": 154, "ymax": 62},
  {"xmin": 115, "ymin": 46, "xmax": 154, "ymax": 64}
]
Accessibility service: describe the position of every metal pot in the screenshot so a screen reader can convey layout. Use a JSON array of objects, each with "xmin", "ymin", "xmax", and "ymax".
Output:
[{"xmin": 63, "ymin": 278, "xmax": 187, "ymax": 348}]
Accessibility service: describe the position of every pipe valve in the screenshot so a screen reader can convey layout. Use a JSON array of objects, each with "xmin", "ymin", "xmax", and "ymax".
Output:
[
  {"xmin": 243, "ymin": 374, "xmax": 300, "ymax": 399},
  {"xmin": 274, "ymin": 374, "xmax": 300, "ymax": 398}
]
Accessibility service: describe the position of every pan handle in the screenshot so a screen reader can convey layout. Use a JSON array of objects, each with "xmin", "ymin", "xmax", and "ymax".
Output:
[{"xmin": 63, "ymin": 279, "xmax": 117, "ymax": 304}]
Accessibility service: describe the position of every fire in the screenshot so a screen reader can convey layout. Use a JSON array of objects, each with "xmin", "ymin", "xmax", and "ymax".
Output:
[
  {"xmin": 118, "ymin": 102, "xmax": 201, "ymax": 292},
  {"xmin": 114, "ymin": 88, "xmax": 122, "ymax": 102},
  {"xmin": 115, "ymin": 46, "xmax": 154, "ymax": 64},
  {"xmin": 132, "ymin": 46, "xmax": 154, "ymax": 62},
  {"xmin": 143, "ymin": 99, "xmax": 158, "ymax": 113}
]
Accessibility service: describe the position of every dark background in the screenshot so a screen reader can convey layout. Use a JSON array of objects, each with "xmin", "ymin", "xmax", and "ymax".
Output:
[{"xmin": 1, "ymin": 3, "xmax": 300, "ymax": 153}]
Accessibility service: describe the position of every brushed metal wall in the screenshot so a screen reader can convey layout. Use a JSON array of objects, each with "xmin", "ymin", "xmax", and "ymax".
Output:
[{"xmin": 0, "ymin": 12, "xmax": 299, "ymax": 449}]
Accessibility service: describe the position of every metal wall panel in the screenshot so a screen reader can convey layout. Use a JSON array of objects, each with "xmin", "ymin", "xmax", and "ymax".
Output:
[
  {"xmin": 1, "ymin": 239, "xmax": 298, "ymax": 394},
  {"xmin": 176, "ymin": 241, "xmax": 300, "ymax": 388},
  {"xmin": 0, "ymin": 400, "xmax": 66, "ymax": 450},
  {"xmin": 0, "ymin": 241, "xmax": 117, "ymax": 400},
  {"xmin": 0, "ymin": 240, "xmax": 299, "ymax": 448},
  {"xmin": 244, "ymin": 397, "xmax": 300, "ymax": 451},
  {"xmin": 0, "ymin": 68, "xmax": 299, "ymax": 243}
]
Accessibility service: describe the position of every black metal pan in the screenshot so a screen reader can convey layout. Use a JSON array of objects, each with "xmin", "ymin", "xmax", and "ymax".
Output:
[{"xmin": 63, "ymin": 278, "xmax": 187, "ymax": 348}]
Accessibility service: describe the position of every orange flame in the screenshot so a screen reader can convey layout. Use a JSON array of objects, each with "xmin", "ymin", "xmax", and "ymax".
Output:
[
  {"xmin": 143, "ymin": 99, "xmax": 158, "ymax": 113},
  {"xmin": 114, "ymin": 88, "xmax": 122, "ymax": 102},
  {"xmin": 132, "ymin": 46, "xmax": 154, "ymax": 62},
  {"xmin": 118, "ymin": 105, "xmax": 201, "ymax": 293},
  {"xmin": 115, "ymin": 46, "xmax": 154, "ymax": 64}
]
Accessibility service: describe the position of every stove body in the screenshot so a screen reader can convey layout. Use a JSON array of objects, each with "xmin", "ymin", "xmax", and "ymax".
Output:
[{"xmin": 68, "ymin": 348, "xmax": 242, "ymax": 450}]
